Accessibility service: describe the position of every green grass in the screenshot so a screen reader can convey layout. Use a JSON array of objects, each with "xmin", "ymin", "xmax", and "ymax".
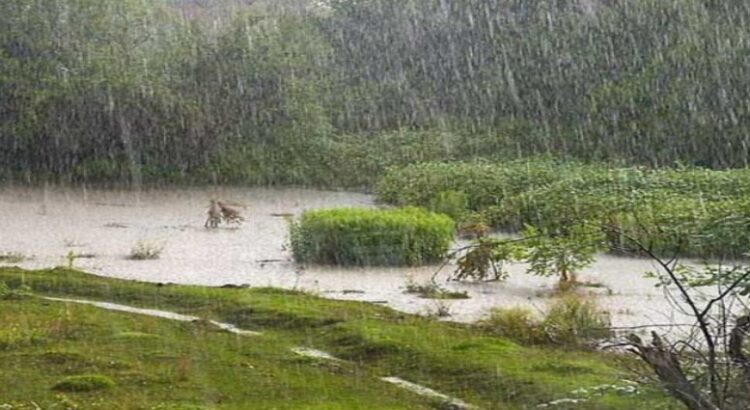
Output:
[
  {"xmin": 0, "ymin": 267, "xmax": 679, "ymax": 409},
  {"xmin": 53, "ymin": 374, "xmax": 116, "ymax": 392},
  {"xmin": 290, "ymin": 207, "xmax": 455, "ymax": 266}
]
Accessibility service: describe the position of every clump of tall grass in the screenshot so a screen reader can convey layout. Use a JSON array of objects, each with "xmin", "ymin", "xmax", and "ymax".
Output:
[
  {"xmin": 480, "ymin": 307, "xmax": 546, "ymax": 344},
  {"xmin": 482, "ymin": 296, "xmax": 611, "ymax": 347},
  {"xmin": 290, "ymin": 207, "xmax": 454, "ymax": 266},
  {"xmin": 129, "ymin": 240, "xmax": 165, "ymax": 260},
  {"xmin": 542, "ymin": 296, "xmax": 612, "ymax": 346}
]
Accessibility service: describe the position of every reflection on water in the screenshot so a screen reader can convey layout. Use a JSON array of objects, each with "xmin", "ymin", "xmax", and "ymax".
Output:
[{"xmin": 0, "ymin": 186, "xmax": 702, "ymax": 329}]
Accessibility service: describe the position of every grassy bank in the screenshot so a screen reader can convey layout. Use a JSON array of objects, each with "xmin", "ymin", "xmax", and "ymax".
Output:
[{"xmin": 0, "ymin": 267, "xmax": 677, "ymax": 409}]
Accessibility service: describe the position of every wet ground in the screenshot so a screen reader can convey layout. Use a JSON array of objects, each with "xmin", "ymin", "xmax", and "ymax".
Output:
[{"xmin": 0, "ymin": 186, "xmax": 705, "ymax": 331}]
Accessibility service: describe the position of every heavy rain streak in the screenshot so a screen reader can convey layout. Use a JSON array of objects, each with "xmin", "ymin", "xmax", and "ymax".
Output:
[{"xmin": 2, "ymin": 1, "xmax": 750, "ymax": 409}]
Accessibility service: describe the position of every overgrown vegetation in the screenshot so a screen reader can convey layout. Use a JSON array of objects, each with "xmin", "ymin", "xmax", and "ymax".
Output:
[
  {"xmin": 0, "ymin": 266, "xmax": 678, "ymax": 409},
  {"xmin": 5, "ymin": 0, "xmax": 750, "ymax": 187},
  {"xmin": 403, "ymin": 280, "xmax": 469, "ymax": 300},
  {"xmin": 380, "ymin": 160, "xmax": 750, "ymax": 260},
  {"xmin": 290, "ymin": 207, "xmax": 454, "ymax": 266},
  {"xmin": 482, "ymin": 297, "xmax": 612, "ymax": 347}
]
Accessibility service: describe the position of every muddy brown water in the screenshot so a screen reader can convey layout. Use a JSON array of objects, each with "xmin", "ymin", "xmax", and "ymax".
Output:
[{"xmin": 0, "ymin": 186, "xmax": 714, "ymax": 332}]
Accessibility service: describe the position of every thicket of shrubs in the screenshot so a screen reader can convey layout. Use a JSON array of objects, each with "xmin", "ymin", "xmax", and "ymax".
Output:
[
  {"xmin": 290, "ymin": 207, "xmax": 454, "ymax": 266},
  {"xmin": 378, "ymin": 160, "xmax": 750, "ymax": 259}
]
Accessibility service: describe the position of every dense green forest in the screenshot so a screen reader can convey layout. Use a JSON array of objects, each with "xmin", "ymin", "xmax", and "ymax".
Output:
[{"xmin": 3, "ymin": 0, "xmax": 750, "ymax": 186}]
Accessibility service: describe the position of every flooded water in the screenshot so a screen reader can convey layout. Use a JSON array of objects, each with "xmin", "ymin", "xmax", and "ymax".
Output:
[{"xmin": 0, "ymin": 186, "xmax": 707, "ymax": 331}]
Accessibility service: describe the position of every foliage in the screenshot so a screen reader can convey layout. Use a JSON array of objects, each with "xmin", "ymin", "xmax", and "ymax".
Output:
[
  {"xmin": 481, "ymin": 307, "xmax": 546, "ymax": 345},
  {"xmin": 382, "ymin": 160, "xmax": 750, "ymax": 260},
  {"xmin": 376, "ymin": 159, "xmax": 565, "ymax": 211},
  {"xmin": 428, "ymin": 190, "xmax": 469, "ymax": 220},
  {"xmin": 129, "ymin": 239, "xmax": 165, "ymax": 260},
  {"xmin": 5, "ymin": 0, "xmax": 750, "ymax": 184},
  {"xmin": 542, "ymin": 296, "xmax": 612, "ymax": 347},
  {"xmin": 52, "ymin": 374, "xmax": 115, "ymax": 392},
  {"xmin": 452, "ymin": 222, "xmax": 603, "ymax": 283},
  {"xmin": 290, "ymin": 207, "xmax": 454, "ymax": 266},
  {"xmin": 482, "ymin": 296, "xmax": 611, "ymax": 347},
  {"xmin": 454, "ymin": 238, "xmax": 520, "ymax": 282},
  {"xmin": 521, "ymin": 223, "xmax": 605, "ymax": 283}
]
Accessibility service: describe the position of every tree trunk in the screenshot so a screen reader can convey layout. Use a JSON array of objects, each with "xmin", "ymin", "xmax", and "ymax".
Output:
[{"xmin": 627, "ymin": 332, "xmax": 718, "ymax": 410}]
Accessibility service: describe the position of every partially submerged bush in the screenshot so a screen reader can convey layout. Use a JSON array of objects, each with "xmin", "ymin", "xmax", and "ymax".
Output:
[
  {"xmin": 403, "ymin": 280, "xmax": 469, "ymax": 299},
  {"xmin": 129, "ymin": 240, "xmax": 165, "ymax": 260},
  {"xmin": 290, "ymin": 207, "xmax": 454, "ymax": 266},
  {"xmin": 0, "ymin": 252, "xmax": 25, "ymax": 264},
  {"xmin": 53, "ymin": 374, "xmax": 115, "ymax": 392},
  {"xmin": 379, "ymin": 160, "xmax": 750, "ymax": 259}
]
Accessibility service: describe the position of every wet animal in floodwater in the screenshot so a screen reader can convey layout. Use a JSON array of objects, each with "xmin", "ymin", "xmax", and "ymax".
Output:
[
  {"xmin": 205, "ymin": 199, "xmax": 245, "ymax": 228},
  {"xmin": 217, "ymin": 201, "xmax": 245, "ymax": 225},
  {"xmin": 205, "ymin": 200, "xmax": 223, "ymax": 228}
]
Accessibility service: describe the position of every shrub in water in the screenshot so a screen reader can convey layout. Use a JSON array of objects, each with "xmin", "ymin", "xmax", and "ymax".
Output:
[
  {"xmin": 129, "ymin": 239, "xmax": 165, "ymax": 260},
  {"xmin": 52, "ymin": 374, "xmax": 115, "ymax": 392},
  {"xmin": 290, "ymin": 207, "xmax": 454, "ymax": 266}
]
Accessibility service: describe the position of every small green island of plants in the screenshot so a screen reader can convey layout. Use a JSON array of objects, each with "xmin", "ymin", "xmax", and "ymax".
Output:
[{"xmin": 290, "ymin": 207, "xmax": 455, "ymax": 266}]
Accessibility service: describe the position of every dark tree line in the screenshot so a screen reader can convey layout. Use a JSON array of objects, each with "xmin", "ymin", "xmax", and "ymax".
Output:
[{"xmin": 3, "ymin": 0, "xmax": 750, "ymax": 185}]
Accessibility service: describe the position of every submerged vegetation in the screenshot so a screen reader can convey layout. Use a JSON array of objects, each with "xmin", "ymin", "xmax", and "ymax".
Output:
[
  {"xmin": 128, "ymin": 239, "xmax": 166, "ymax": 260},
  {"xmin": 379, "ymin": 160, "xmax": 750, "ymax": 260},
  {"xmin": 0, "ymin": 267, "xmax": 677, "ymax": 409},
  {"xmin": 290, "ymin": 207, "xmax": 454, "ymax": 266},
  {"xmin": 0, "ymin": 252, "xmax": 26, "ymax": 264}
]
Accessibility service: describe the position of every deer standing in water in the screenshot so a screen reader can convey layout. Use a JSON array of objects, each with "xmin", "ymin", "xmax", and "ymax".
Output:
[
  {"xmin": 205, "ymin": 199, "xmax": 223, "ymax": 228},
  {"xmin": 217, "ymin": 201, "xmax": 245, "ymax": 225},
  {"xmin": 205, "ymin": 199, "xmax": 245, "ymax": 228}
]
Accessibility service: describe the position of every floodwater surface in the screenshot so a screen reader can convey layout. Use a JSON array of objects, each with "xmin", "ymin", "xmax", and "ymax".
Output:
[{"xmin": 0, "ymin": 186, "xmax": 708, "ymax": 331}]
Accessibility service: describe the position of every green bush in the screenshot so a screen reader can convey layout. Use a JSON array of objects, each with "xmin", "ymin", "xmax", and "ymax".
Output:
[
  {"xmin": 542, "ymin": 296, "xmax": 611, "ymax": 346},
  {"xmin": 52, "ymin": 374, "xmax": 116, "ymax": 392},
  {"xmin": 481, "ymin": 307, "xmax": 545, "ymax": 344},
  {"xmin": 290, "ymin": 207, "xmax": 454, "ymax": 266},
  {"xmin": 482, "ymin": 297, "xmax": 611, "ymax": 347}
]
